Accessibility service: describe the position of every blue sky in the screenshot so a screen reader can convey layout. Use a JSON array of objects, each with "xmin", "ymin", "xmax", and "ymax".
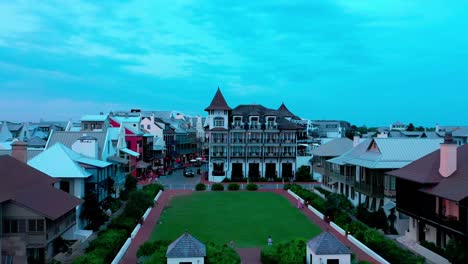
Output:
[{"xmin": 1, "ymin": 0, "xmax": 467, "ymax": 126}]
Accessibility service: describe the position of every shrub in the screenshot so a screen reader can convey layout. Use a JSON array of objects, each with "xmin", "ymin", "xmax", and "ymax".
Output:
[
  {"xmin": 142, "ymin": 183, "xmax": 164, "ymax": 198},
  {"xmin": 420, "ymin": 240, "xmax": 446, "ymax": 257},
  {"xmin": 261, "ymin": 239, "xmax": 306, "ymax": 264},
  {"xmin": 195, "ymin": 183, "xmax": 206, "ymax": 191},
  {"xmin": 85, "ymin": 229, "xmax": 127, "ymax": 263},
  {"xmin": 205, "ymin": 242, "xmax": 241, "ymax": 264},
  {"xmin": 123, "ymin": 191, "xmax": 152, "ymax": 219},
  {"xmin": 246, "ymin": 183, "xmax": 258, "ymax": 191},
  {"xmin": 295, "ymin": 165, "xmax": 312, "ymax": 182},
  {"xmin": 107, "ymin": 216, "xmax": 137, "ymax": 236},
  {"xmin": 137, "ymin": 240, "xmax": 172, "ymax": 258},
  {"xmin": 228, "ymin": 183, "xmax": 240, "ymax": 191},
  {"xmin": 120, "ymin": 174, "xmax": 137, "ymax": 200},
  {"xmin": 445, "ymin": 238, "xmax": 468, "ymax": 264},
  {"xmin": 211, "ymin": 183, "xmax": 224, "ymax": 191},
  {"xmin": 221, "ymin": 177, "xmax": 231, "ymax": 183},
  {"xmin": 315, "ymin": 187, "xmax": 331, "ymax": 197},
  {"xmin": 283, "ymin": 183, "xmax": 292, "ymax": 190}
]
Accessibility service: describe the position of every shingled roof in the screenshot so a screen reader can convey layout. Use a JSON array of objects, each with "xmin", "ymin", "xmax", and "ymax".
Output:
[
  {"xmin": 307, "ymin": 232, "xmax": 352, "ymax": 255},
  {"xmin": 166, "ymin": 232, "xmax": 206, "ymax": 258},
  {"xmin": 0, "ymin": 155, "xmax": 82, "ymax": 219},
  {"xmin": 388, "ymin": 144, "xmax": 468, "ymax": 202},
  {"xmin": 204, "ymin": 87, "xmax": 232, "ymax": 111},
  {"xmin": 277, "ymin": 102, "xmax": 296, "ymax": 118}
]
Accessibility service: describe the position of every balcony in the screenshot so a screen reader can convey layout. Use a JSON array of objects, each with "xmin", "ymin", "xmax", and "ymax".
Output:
[
  {"xmin": 212, "ymin": 139, "xmax": 227, "ymax": 144},
  {"xmin": 231, "ymin": 122, "xmax": 244, "ymax": 129},
  {"xmin": 281, "ymin": 152, "xmax": 295, "ymax": 157},
  {"xmin": 231, "ymin": 138, "xmax": 244, "ymax": 144},
  {"xmin": 265, "ymin": 124, "xmax": 278, "ymax": 130},
  {"xmin": 264, "ymin": 139, "xmax": 278, "ymax": 144},
  {"xmin": 384, "ymin": 189, "xmax": 396, "ymax": 198},
  {"xmin": 231, "ymin": 152, "xmax": 245, "ymax": 157},
  {"xmin": 329, "ymin": 171, "xmax": 355, "ymax": 185},
  {"xmin": 249, "ymin": 152, "xmax": 260, "ymax": 157},
  {"xmin": 355, "ymin": 182, "xmax": 383, "ymax": 197},
  {"xmin": 248, "ymin": 139, "xmax": 262, "ymax": 144},
  {"xmin": 265, "ymin": 152, "xmax": 278, "ymax": 157},
  {"xmin": 211, "ymin": 152, "xmax": 227, "ymax": 157},
  {"xmin": 249, "ymin": 123, "xmax": 261, "ymax": 130}
]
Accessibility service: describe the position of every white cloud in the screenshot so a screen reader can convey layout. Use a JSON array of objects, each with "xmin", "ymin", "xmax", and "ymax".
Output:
[{"xmin": 0, "ymin": 62, "xmax": 81, "ymax": 81}]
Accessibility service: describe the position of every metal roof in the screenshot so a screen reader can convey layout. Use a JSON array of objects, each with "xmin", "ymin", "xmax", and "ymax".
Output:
[
  {"xmin": 28, "ymin": 143, "xmax": 93, "ymax": 178},
  {"xmin": 120, "ymin": 148, "xmax": 140, "ymax": 157},
  {"xmin": 166, "ymin": 232, "xmax": 206, "ymax": 258},
  {"xmin": 310, "ymin": 138, "xmax": 353, "ymax": 157},
  {"xmin": 307, "ymin": 232, "xmax": 352, "ymax": 255},
  {"xmin": 345, "ymin": 138, "xmax": 443, "ymax": 169},
  {"xmin": 327, "ymin": 139, "xmax": 372, "ymax": 165},
  {"xmin": 47, "ymin": 131, "xmax": 107, "ymax": 159}
]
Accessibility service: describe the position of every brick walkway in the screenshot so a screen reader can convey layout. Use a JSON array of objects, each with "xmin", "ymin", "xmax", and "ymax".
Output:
[{"xmin": 120, "ymin": 190, "xmax": 191, "ymax": 264}]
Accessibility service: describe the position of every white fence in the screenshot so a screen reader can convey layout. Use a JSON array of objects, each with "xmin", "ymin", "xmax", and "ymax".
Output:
[
  {"xmin": 111, "ymin": 190, "xmax": 163, "ymax": 264},
  {"xmin": 287, "ymin": 189, "xmax": 390, "ymax": 264}
]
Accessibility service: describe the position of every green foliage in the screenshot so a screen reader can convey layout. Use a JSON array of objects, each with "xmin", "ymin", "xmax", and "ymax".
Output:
[
  {"xmin": 283, "ymin": 183, "xmax": 292, "ymax": 190},
  {"xmin": 227, "ymin": 183, "xmax": 240, "ymax": 191},
  {"xmin": 295, "ymin": 165, "xmax": 312, "ymax": 182},
  {"xmin": 356, "ymin": 204, "xmax": 388, "ymax": 232},
  {"xmin": 325, "ymin": 193, "xmax": 354, "ymax": 213},
  {"xmin": 85, "ymin": 229, "xmax": 127, "ymax": 263},
  {"xmin": 289, "ymin": 185, "xmax": 326, "ymax": 212},
  {"xmin": 420, "ymin": 240, "xmax": 446, "ymax": 257},
  {"xmin": 195, "ymin": 183, "xmax": 207, "ymax": 191},
  {"xmin": 211, "ymin": 183, "xmax": 224, "ymax": 191},
  {"xmin": 102, "ymin": 197, "xmax": 123, "ymax": 213},
  {"xmin": 261, "ymin": 239, "xmax": 306, "ymax": 264},
  {"xmin": 72, "ymin": 249, "xmax": 107, "ymax": 264},
  {"xmin": 246, "ymin": 183, "xmax": 258, "ymax": 191},
  {"xmin": 80, "ymin": 192, "xmax": 109, "ymax": 231},
  {"xmin": 205, "ymin": 242, "xmax": 241, "ymax": 264},
  {"xmin": 406, "ymin": 123, "xmax": 415, "ymax": 131},
  {"xmin": 120, "ymin": 174, "xmax": 137, "ymax": 200},
  {"xmin": 107, "ymin": 216, "xmax": 136, "ymax": 236},
  {"xmin": 123, "ymin": 191, "xmax": 152, "ymax": 219},
  {"xmin": 445, "ymin": 238, "xmax": 468, "ymax": 264},
  {"xmin": 314, "ymin": 187, "xmax": 331, "ymax": 197},
  {"xmin": 142, "ymin": 183, "xmax": 164, "ymax": 198},
  {"xmin": 137, "ymin": 240, "xmax": 171, "ymax": 258}
]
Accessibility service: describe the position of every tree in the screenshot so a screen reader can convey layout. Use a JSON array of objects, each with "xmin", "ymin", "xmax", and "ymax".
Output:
[
  {"xmin": 406, "ymin": 123, "xmax": 415, "ymax": 131},
  {"xmin": 445, "ymin": 238, "xmax": 468, "ymax": 264},
  {"xmin": 294, "ymin": 165, "xmax": 311, "ymax": 182},
  {"xmin": 80, "ymin": 192, "xmax": 108, "ymax": 231}
]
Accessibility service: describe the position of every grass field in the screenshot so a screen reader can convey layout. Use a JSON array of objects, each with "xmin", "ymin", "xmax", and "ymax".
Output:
[{"xmin": 150, "ymin": 192, "xmax": 321, "ymax": 247}]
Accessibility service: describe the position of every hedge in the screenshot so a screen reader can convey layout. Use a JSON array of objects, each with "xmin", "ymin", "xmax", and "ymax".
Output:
[
  {"xmin": 261, "ymin": 239, "xmax": 306, "ymax": 264},
  {"xmin": 246, "ymin": 183, "xmax": 258, "ymax": 191},
  {"xmin": 227, "ymin": 183, "xmax": 240, "ymax": 191},
  {"xmin": 285, "ymin": 184, "xmax": 424, "ymax": 264},
  {"xmin": 195, "ymin": 183, "xmax": 207, "ymax": 191},
  {"xmin": 211, "ymin": 183, "xmax": 224, "ymax": 191},
  {"xmin": 142, "ymin": 183, "xmax": 164, "ymax": 198}
]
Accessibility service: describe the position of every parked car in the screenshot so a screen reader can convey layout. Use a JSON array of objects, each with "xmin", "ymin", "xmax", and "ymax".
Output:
[{"xmin": 184, "ymin": 170, "xmax": 194, "ymax": 177}]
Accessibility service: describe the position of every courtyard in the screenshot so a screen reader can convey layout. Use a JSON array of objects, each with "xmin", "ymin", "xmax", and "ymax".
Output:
[{"xmin": 149, "ymin": 191, "xmax": 321, "ymax": 247}]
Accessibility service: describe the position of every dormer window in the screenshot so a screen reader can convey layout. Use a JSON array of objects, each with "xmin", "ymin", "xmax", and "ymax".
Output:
[
  {"xmin": 266, "ymin": 116, "xmax": 276, "ymax": 128},
  {"xmin": 214, "ymin": 117, "xmax": 224, "ymax": 127},
  {"xmin": 250, "ymin": 117, "xmax": 259, "ymax": 129},
  {"xmin": 233, "ymin": 116, "xmax": 242, "ymax": 128}
]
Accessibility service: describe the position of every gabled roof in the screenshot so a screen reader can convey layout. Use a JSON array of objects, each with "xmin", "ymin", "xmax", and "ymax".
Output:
[
  {"xmin": 388, "ymin": 144, "xmax": 468, "ymax": 202},
  {"xmin": 0, "ymin": 149, "xmax": 44, "ymax": 161},
  {"xmin": 110, "ymin": 115, "xmax": 141, "ymax": 124},
  {"xmin": 328, "ymin": 139, "xmax": 372, "ymax": 165},
  {"xmin": 311, "ymin": 138, "xmax": 353, "ymax": 157},
  {"xmin": 26, "ymin": 136, "xmax": 47, "ymax": 148},
  {"xmin": 204, "ymin": 87, "xmax": 232, "ymax": 111},
  {"xmin": 7, "ymin": 122, "xmax": 23, "ymax": 132},
  {"xmin": 307, "ymin": 232, "xmax": 352, "ymax": 255},
  {"xmin": 345, "ymin": 138, "xmax": 443, "ymax": 169},
  {"xmin": 47, "ymin": 131, "xmax": 107, "ymax": 159},
  {"xmin": 28, "ymin": 143, "xmax": 94, "ymax": 178},
  {"xmin": 277, "ymin": 102, "xmax": 296, "ymax": 118},
  {"xmin": 166, "ymin": 232, "xmax": 206, "ymax": 258},
  {"xmin": 0, "ymin": 155, "xmax": 82, "ymax": 220}
]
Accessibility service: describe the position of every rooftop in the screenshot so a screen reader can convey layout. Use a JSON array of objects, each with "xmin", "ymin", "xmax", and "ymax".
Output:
[
  {"xmin": 310, "ymin": 138, "xmax": 353, "ymax": 157},
  {"xmin": 166, "ymin": 232, "xmax": 206, "ymax": 258},
  {"xmin": 307, "ymin": 232, "xmax": 352, "ymax": 255},
  {"xmin": 204, "ymin": 87, "xmax": 232, "ymax": 111}
]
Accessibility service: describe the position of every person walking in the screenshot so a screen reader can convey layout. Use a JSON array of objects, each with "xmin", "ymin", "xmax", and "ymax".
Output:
[{"xmin": 267, "ymin": 235, "xmax": 273, "ymax": 246}]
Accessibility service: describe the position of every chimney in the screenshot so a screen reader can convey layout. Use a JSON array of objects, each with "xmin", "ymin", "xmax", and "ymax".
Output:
[
  {"xmin": 353, "ymin": 135, "xmax": 361, "ymax": 147},
  {"xmin": 12, "ymin": 141, "xmax": 28, "ymax": 163},
  {"xmin": 439, "ymin": 131, "xmax": 457, "ymax": 177},
  {"xmin": 435, "ymin": 123, "xmax": 440, "ymax": 132}
]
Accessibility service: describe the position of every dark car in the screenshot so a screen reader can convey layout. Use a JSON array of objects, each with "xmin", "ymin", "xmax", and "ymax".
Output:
[{"xmin": 184, "ymin": 170, "xmax": 194, "ymax": 177}]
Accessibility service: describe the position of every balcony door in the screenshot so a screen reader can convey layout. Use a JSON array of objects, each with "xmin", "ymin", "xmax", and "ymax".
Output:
[
  {"xmin": 231, "ymin": 163, "xmax": 243, "ymax": 180},
  {"xmin": 282, "ymin": 163, "xmax": 293, "ymax": 179},
  {"xmin": 248, "ymin": 163, "xmax": 260, "ymax": 178},
  {"xmin": 265, "ymin": 163, "xmax": 276, "ymax": 179}
]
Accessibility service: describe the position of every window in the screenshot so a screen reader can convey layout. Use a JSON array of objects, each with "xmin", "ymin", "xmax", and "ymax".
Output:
[
  {"xmin": 60, "ymin": 181, "xmax": 70, "ymax": 193},
  {"xmin": 147, "ymin": 124, "xmax": 151, "ymax": 129},
  {"xmin": 3, "ymin": 220, "xmax": 10, "ymax": 233},
  {"xmin": 214, "ymin": 117, "xmax": 224, "ymax": 127},
  {"xmin": 10, "ymin": 220, "xmax": 18, "ymax": 233},
  {"xmin": 28, "ymin": 219, "xmax": 45, "ymax": 232},
  {"xmin": 84, "ymin": 124, "xmax": 89, "ymax": 130},
  {"xmin": 18, "ymin": 220, "xmax": 26, "ymax": 233},
  {"xmin": 37, "ymin": 220, "xmax": 44, "ymax": 232}
]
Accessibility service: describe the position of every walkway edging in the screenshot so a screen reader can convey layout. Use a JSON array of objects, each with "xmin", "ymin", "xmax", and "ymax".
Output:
[{"xmin": 111, "ymin": 190, "xmax": 164, "ymax": 264}]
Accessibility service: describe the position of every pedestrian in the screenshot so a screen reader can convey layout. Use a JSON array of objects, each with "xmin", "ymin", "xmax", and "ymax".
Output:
[
  {"xmin": 229, "ymin": 240, "xmax": 235, "ymax": 248},
  {"xmin": 267, "ymin": 235, "xmax": 273, "ymax": 246}
]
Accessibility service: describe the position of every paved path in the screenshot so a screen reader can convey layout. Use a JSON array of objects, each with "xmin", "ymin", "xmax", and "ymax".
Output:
[
  {"xmin": 236, "ymin": 248, "xmax": 262, "ymax": 264},
  {"xmin": 269, "ymin": 189, "xmax": 378, "ymax": 263},
  {"xmin": 120, "ymin": 190, "xmax": 191, "ymax": 264}
]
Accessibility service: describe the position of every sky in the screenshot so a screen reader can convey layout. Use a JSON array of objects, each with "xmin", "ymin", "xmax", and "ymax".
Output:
[{"xmin": 1, "ymin": 0, "xmax": 467, "ymax": 126}]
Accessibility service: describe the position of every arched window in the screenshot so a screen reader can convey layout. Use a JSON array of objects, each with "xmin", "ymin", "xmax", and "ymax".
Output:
[{"xmin": 214, "ymin": 117, "xmax": 224, "ymax": 127}]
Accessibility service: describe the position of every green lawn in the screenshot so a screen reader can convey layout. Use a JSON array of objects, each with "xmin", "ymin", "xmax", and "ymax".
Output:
[{"xmin": 150, "ymin": 192, "xmax": 321, "ymax": 247}]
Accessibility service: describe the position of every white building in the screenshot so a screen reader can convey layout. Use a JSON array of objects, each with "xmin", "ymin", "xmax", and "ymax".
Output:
[
  {"xmin": 306, "ymin": 232, "xmax": 352, "ymax": 264},
  {"xmin": 166, "ymin": 232, "xmax": 206, "ymax": 264}
]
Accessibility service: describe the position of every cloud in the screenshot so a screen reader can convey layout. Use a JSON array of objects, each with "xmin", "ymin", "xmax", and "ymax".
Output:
[{"xmin": 0, "ymin": 62, "xmax": 81, "ymax": 81}]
